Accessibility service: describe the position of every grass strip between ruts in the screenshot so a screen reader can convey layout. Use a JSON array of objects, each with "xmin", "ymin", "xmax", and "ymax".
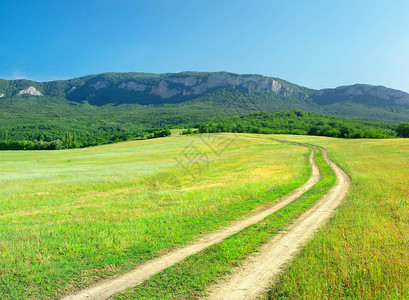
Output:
[{"xmin": 114, "ymin": 148, "xmax": 337, "ymax": 299}]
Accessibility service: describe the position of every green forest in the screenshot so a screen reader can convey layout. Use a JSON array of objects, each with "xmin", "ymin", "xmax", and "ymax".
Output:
[
  {"xmin": 3, "ymin": 104, "xmax": 409, "ymax": 151},
  {"xmin": 183, "ymin": 111, "xmax": 406, "ymax": 139},
  {"xmin": 0, "ymin": 127, "xmax": 171, "ymax": 150},
  {"xmin": 1, "ymin": 101, "xmax": 408, "ymax": 150}
]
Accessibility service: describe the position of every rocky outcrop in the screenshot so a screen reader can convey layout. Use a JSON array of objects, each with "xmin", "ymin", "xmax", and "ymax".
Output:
[
  {"xmin": 167, "ymin": 76, "xmax": 198, "ymax": 86},
  {"xmin": 336, "ymin": 84, "xmax": 409, "ymax": 105},
  {"xmin": 119, "ymin": 81, "xmax": 148, "ymax": 92},
  {"xmin": 122, "ymin": 72, "xmax": 301, "ymax": 99},
  {"xmin": 62, "ymin": 72, "xmax": 312, "ymax": 105},
  {"xmin": 150, "ymin": 81, "xmax": 179, "ymax": 98},
  {"xmin": 0, "ymin": 93, "xmax": 5, "ymax": 98},
  {"xmin": 312, "ymin": 84, "xmax": 409, "ymax": 106},
  {"xmin": 90, "ymin": 81, "xmax": 108, "ymax": 90},
  {"xmin": 17, "ymin": 86, "xmax": 43, "ymax": 96}
]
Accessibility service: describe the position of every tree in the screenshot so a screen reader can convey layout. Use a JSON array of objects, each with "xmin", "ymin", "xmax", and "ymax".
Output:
[
  {"xmin": 153, "ymin": 129, "xmax": 171, "ymax": 138},
  {"xmin": 397, "ymin": 122, "xmax": 409, "ymax": 138},
  {"xmin": 340, "ymin": 125, "xmax": 352, "ymax": 138},
  {"xmin": 308, "ymin": 126, "xmax": 319, "ymax": 136}
]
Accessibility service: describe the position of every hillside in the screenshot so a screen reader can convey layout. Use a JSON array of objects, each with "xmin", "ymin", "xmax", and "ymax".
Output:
[
  {"xmin": 1, "ymin": 71, "xmax": 409, "ymax": 147},
  {"xmin": 0, "ymin": 72, "xmax": 313, "ymax": 106},
  {"xmin": 1, "ymin": 71, "xmax": 409, "ymax": 112}
]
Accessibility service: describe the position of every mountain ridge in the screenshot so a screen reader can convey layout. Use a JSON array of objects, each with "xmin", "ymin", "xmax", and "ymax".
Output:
[
  {"xmin": 1, "ymin": 71, "xmax": 408, "ymax": 108},
  {"xmin": 0, "ymin": 72, "xmax": 313, "ymax": 105},
  {"xmin": 1, "ymin": 71, "xmax": 409, "ymax": 125}
]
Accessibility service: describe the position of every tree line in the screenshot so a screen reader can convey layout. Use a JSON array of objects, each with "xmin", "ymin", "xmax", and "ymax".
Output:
[
  {"xmin": 0, "ymin": 128, "xmax": 171, "ymax": 150},
  {"xmin": 182, "ymin": 110, "xmax": 405, "ymax": 139}
]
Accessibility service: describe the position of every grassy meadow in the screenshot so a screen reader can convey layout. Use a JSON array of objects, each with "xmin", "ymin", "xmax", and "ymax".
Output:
[
  {"xmin": 115, "ymin": 147, "xmax": 337, "ymax": 299},
  {"xmin": 270, "ymin": 135, "xmax": 409, "ymax": 299},
  {"xmin": 0, "ymin": 133, "xmax": 310, "ymax": 299}
]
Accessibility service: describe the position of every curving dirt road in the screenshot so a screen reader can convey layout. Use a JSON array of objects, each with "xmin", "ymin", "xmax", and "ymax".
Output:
[
  {"xmin": 204, "ymin": 146, "xmax": 351, "ymax": 300},
  {"xmin": 62, "ymin": 145, "xmax": 320, "ymax": 300}
]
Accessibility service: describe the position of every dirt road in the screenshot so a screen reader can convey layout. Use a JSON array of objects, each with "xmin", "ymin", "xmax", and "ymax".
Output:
[
  {"xmin": 62, "ymin": 146, "xmax": 319, "ymax": 300},
  {"xmin": 204, "ymin": 147, "xmax": 350, "ymax": 300}
]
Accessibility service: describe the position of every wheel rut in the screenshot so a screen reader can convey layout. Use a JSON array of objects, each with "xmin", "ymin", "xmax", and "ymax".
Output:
[{"xmin": 204, "ymin": 146, "xmax": 350, "ymax": 300}]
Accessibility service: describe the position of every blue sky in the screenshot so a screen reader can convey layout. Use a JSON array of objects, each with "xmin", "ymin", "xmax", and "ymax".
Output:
[{"xmin": 1, "ymin": 0, "xmax": 409, "ymax": 92}]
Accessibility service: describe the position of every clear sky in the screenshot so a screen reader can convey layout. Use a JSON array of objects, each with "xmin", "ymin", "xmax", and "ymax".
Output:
[{"xmin": 1, "ymin": 0, "xmax": 409, "ymax": 92}]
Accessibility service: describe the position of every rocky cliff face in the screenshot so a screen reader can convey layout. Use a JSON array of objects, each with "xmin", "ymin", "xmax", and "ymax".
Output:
[
  {"xmin": 88, "ymin": 72, "xmax": 305, "ymax": 100},
  {"xmin": 340, "ymin": 84, "xmax": 409, "ymax": 105},
  {"xmin": 313, "ymin": 84, "xmax": 409, "ymax": 106},
  {"xmin": 89, "ymin": 81, "xmax": 108, "ymax": 90},
  {"xmin": 17, "ymin": 86, "xmax": 43, "ymax": 96},
  {"xmin": 118, "ymin": 81, "xmax": 147, "ymax": 92}
]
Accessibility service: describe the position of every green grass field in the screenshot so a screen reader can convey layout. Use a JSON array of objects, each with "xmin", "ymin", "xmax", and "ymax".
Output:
[
  {"xmin": 115, "ymin": 147, "xmax": 336, "ymax": 299},
  {"xmin": 0, "ymin": 133, "xmax": 310, "ymax": 299},
  {"xmin": 270, "ymin": 135, "xmax": 409, "ymax": 299},
  {"xmin": 3, "ymin": 133, "xmax": 407, "ymax": 299}
]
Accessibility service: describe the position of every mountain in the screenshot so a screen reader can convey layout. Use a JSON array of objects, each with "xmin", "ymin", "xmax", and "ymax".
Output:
[
  {"xmin": 313, "ymin": 84, "xmax": 409, "ymax": 107},
  {"xmin": 0, "ymin": 71, "xmax": 409, "ymax": 146},
  {"xmin": 0, "ymin": 72, "xmax": 313, "ymax": 106},
  {"xmin": 1, "ymin": 71, "xmax": 408, "ymax": 117}
]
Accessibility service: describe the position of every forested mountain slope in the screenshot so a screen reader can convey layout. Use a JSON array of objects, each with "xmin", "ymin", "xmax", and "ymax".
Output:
[{"xmin": 1, "ymin": 71, "xmax": 409, "ymax": 148}]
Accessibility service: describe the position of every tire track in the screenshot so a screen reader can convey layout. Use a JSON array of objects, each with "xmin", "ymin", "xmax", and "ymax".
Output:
[{"xmin": 204, "ymin": 146, "xmax": 350, "ymax": 300}]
